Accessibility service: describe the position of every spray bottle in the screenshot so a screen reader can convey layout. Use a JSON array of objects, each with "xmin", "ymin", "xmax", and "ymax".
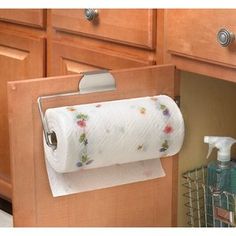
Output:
[
  {"xmin": 204, "ymin": 136, "xmax": 236, "ymax": 226},
  {"xmin": 204, "ymin": 136, "xmax": 236, "ymax": 194}
]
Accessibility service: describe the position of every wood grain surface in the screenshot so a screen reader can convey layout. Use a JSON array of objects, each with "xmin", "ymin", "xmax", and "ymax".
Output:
[{"xmin": 8, "ymin": 65, "xmax": 179, "ymax": 226}]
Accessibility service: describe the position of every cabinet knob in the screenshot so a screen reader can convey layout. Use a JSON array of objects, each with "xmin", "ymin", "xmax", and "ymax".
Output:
[
  {"xmin": 217, "ymin": 28, "xmax": 235, "ymax": 47},
  {"xmin": 84, "ymin": 9, "xmax": 98, "ymax": 21}
]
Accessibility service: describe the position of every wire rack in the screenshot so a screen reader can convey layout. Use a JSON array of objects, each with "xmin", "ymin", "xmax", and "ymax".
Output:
[{"xmin": 182, "ymin": 166, "xmax": 236, "ymax": 227}]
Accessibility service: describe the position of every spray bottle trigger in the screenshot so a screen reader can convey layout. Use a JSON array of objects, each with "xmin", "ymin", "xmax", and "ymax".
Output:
[{"xmin": 207, "ymin": 144, "xmax": 214, "ymax": 159}]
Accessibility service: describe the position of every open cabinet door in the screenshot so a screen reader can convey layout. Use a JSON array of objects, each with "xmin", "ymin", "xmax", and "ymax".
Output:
[{"xmin": 7, "ymin": 65, "xmax": 179, "ymax": 227}]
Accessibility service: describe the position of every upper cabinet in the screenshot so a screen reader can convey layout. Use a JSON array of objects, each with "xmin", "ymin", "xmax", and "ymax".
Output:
[
  {"xmin": 48, "ymin": 9, "xmax": 157, "ymax": 76},
  {"xmin": 0, "ymin": 9, "xmax": 45, "ymax": 28},
  {"xmin": 165, "ymin": 9, "xmax": 236, "ymax": 82},
  {"xmin": 51, "ymin": 9, "xmax": 156, "ymax": 49}
]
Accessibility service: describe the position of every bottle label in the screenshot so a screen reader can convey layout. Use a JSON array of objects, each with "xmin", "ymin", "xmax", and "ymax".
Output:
[{"xmin": 214, "ymin": 206, "xmax": 235, "ymax": 226}]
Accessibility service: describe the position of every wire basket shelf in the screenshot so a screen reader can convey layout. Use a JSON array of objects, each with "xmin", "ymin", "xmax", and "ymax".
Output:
[{"xmin": 182, "ymin": 166, "xmax": 236, "ymax": 227}]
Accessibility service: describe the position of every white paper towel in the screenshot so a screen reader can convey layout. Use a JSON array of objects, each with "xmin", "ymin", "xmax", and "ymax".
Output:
[{"xmin": 43, "ymin": 95, "xmax": 184, "ymax": 197}]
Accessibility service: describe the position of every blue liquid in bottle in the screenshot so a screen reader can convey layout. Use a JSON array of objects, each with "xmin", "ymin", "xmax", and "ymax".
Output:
[
  {"xmin": 229, "ymin": 160, "xmax": 236, "ymax": 194},
  {"xmin": 207, "ymin": 161, "xmax": 230, "ymax": 227}
]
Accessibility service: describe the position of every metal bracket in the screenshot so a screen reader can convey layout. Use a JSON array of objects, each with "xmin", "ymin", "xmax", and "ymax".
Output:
[
  {"xmin": 37, "ymin": 70, "xmax": 116, "ymax": 150},
  {"xmin": 174, "ymin": 95, "xmax": 180, "ymax": 107}
]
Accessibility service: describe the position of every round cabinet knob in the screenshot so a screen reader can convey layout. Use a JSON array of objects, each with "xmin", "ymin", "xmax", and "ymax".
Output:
[
  {"xmin": 84, "ymin": 9, "xmax": 98, "ymax": 21},
  {"xmin": 217, "ymin": 28, "xmax": 235, "ymax": 47}
]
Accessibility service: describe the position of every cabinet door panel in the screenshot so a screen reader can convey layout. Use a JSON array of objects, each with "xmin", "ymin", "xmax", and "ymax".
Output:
[
  {"xmin": 8, "ymin": 65, "xmax": 178, "ymax": 226},
  {"xmin": 48, "ymin": 41, "xmax": 153, "ymax": 76},
  {"xmin": 62, "ymin": 58, "xmax": 102, "ymax": 75},
  {"xmin": 0, "ymin": 31, "xmax": 45, "ymax": 199}
]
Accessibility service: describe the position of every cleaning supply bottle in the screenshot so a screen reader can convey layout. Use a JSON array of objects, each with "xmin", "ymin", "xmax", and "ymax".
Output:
[
  {"xmin": 231, "ymin": 158, "xmax": 236, "ymax": 194},
  {"xmin": 204, "ymin": 136, "xmax": 236, "ymax": 227}
]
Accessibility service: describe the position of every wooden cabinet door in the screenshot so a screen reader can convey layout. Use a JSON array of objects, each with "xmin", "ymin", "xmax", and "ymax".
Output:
[
  {"xmin": 0, "ymin": 29, "xmax": 45, "ymax": 200},
  {"xmin": 48, "ymin": 41, "xmax": 154, "ymax": 76},
  {"xmin": 8, "ymin": 65, "xmax": 178, "ymax": 226}
]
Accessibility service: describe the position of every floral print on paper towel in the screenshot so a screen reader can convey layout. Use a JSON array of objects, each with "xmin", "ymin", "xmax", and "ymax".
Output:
[
  {"xmin": 150, "ymin": 97, "xmax": 173, "ymax": 153},
  {"xmin": 160, "ymin": 104, "xmax": 170, "ymax": 117},
  {"xmin": 160, "ymin": 140, "xmax": 169, "ymax": 152},
  {"xmin": 66, "ymin": 107, "xmax": 76, "ymax": 112},
  {"xmin": 76, "ymin": 112, "xmax": 94, "ymax": 167},
  {"xmin": 139, "ymin": 107, "xmax": 146, "ymax": 115},
  {"xmin": 66, "ymin": 107, "xmax": 94, "ymax": 168},
  {"xmin": 137, "ymin": 144, "xmax": 144, "ymax": 151},
  {"xmin": 163, "ymin": 124, "xmax": 173, "ymax": 134},
  {"xmin": 151, "ymin": 97, "xmax": 170, "ymax": 117},
  {"xmin": 77, "ymin": 113, "xmax": 88, "ymax": 128}
]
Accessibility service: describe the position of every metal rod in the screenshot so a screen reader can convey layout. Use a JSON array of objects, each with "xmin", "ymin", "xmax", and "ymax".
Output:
[
  {"xmin": 212, "ymin": 193, "xmax": 216, "ymax": 227},
  {"xmin": 201, "ymin": 166, "xmax": 207, "ymax": 227},
  {"xmin": 37, "ymin": 90, "xmax": 80, "ymax": 150},
  {"xmin": 187, "ymin": 171, "xmax": 194, "ymax": 226},
  {"xmin": 225, "ymin": 192, "xmax": 230, "ymax": 227},
  {"xmin": 202, "ymin": 184, "xmax": 208, "ymax": 227},
  {"xmin": 194, "ymin": 168, "xmax": 201, "ymax": 227},
  {"xmin": 219, "ymin": 195, "xmax": 223, "ymax": 227}
]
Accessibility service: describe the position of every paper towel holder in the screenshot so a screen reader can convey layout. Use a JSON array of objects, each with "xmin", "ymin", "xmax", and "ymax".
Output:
[{"xmin": 37, "ymin": 70, "xmax": 116, "ymax": 150}]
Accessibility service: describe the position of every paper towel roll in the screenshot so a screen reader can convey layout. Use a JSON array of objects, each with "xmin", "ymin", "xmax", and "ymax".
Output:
[{"xmin": 43, "ymin": 95, "xmax": 184, "ymax": 196}]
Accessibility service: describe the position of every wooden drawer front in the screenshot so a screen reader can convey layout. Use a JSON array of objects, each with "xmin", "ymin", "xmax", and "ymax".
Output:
[
  {"xmin": 0, "ymin": 9, "xmax": 45, "ymax": 28},
  {"xmin": 51, "ymin": 9, "xmax": 156, "ymax": 49},
  {"xmin": 48, "ymin": 41, "xmax": 154, "ymax": 76},
  {"xmin": 166, "ymin": 10, "xmax": 236, "ymax": 68}
]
